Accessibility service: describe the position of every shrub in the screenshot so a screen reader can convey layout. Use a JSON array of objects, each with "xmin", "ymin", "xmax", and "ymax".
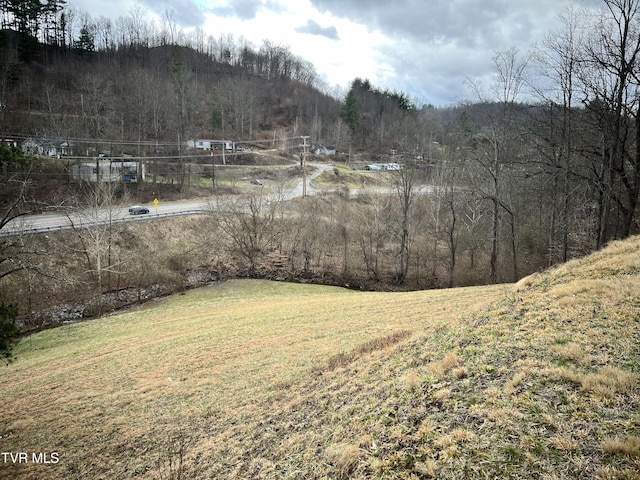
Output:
[{"xmin": 0, "ymin": 302, "xmax": 19, "ymax": 363}]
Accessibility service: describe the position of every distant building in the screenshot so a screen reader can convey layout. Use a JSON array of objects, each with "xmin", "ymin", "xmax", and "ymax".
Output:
[
  {"xmin": 187, "ymin": 139, "xmax": 234, "ymax": 150},
  {"xmin": 21, "ymin": 137, "xmax": 74, "ymax": 157},
  {"xmin": 366, "ymin": 162, "xmax": 401, "ymax": 171},
  {"xmin": 314, "ymin": 144, "xmax": 336, "ymax": 155},
  {"xmin": 72, "ymin": 161, "xmax": 145, "ymax": 183},
  {"xmin": 189, "ymin": 139, "xmax": 213, "ymax": 150}
]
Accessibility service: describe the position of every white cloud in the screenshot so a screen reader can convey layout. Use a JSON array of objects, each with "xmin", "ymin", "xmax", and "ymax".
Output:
[
  {"xmin": 65, "ymin": 0, "xmax": 605, "ymax": 105},
  {"xmin": 196, "ymin": 0, "xmax": 392, "ymax": 92}
]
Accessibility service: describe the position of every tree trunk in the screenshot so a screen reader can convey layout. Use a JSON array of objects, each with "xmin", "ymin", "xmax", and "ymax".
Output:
[{"xmin": 489, "ymin": 194, "xmax": 499, "ymax": 284}]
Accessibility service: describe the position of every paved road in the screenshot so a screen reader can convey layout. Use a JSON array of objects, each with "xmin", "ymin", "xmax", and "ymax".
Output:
[
  {"xmin": 1, "ymin": 203, "xmax": 203, "ymax": 236},
  {"xmin": 2, "ymin": 164, "xmax": 432, "ymax": 236},
  {"xmin": 1, "ymin": 164, "xmax": 333, "ymax": 236},
  {"xmin": 286, "ymin": 162, "xmax": 333, "ymax": 197}
]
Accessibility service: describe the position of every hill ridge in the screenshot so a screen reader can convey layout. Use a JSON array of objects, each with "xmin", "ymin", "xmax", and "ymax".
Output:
[{"xmin": 212, "ymin": 237, "xmax": 640, "ymax": 478}]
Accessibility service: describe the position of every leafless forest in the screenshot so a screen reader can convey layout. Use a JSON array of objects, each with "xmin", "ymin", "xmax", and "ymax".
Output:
[{"xmin": 2, "ymin": 0, "xmax": 640, "ymax": 329}]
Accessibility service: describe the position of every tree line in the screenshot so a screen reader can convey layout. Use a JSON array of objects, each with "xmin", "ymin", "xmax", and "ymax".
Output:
[
  {"xmin": 0, "ymin": 0, "xmax": 318, "ymax": 83},
  {"xmin": 342, "ymin": 0, "xmax": 640, "ymax": 271}
]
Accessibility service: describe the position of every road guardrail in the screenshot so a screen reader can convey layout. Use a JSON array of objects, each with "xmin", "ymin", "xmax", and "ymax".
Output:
[{"xmin": 0, "ymin": 208, "xmax": 207, "ymax": 237}]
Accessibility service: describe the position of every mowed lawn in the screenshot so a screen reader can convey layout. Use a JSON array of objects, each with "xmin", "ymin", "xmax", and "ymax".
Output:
[{"xmin": 0, "ymin": 279, "xmax": 506, "ymax": 479}]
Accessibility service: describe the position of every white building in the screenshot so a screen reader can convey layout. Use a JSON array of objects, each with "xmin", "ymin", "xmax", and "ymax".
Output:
[
  {"xmin": 188, "ymin": 139, "xmax": 234, "ymax": 150},
  {"xmin": 22, "ymin": 137, "xmax": 74, "ymax": 157},
  {"xmin": 366, "ymin": 163, "xmax": 401, "ymax": 171}
]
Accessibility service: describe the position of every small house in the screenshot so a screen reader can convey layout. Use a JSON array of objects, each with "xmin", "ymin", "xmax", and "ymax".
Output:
[
  {"xmin": 189, "ymin": 139, "xmax": 213, "ymax": 150},
  {"xmin": 314, "ymin": 144, "xmax": 336, "ymax": 155},
  {"xmin": 22, "ymin": 137, "xmax": 74, "ymax": 157},
  {"xmin": 188, "ymin": 139, "xmax": 234, "ymax": 150}
]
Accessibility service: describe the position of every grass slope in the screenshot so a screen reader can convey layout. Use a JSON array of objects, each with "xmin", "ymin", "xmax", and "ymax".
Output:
[{"xmin": 1, "ymin": 236, "xmax": 639, "ymax": 479}]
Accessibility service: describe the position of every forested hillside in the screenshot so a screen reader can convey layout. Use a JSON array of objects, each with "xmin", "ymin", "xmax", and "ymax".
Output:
[
  {"xmin": 0, "ymin": 30, "xmax": 337, "ymax": 147},
  {"xmin": 1, "ymin": 1, "xmax": 640, "ymax": 331}
]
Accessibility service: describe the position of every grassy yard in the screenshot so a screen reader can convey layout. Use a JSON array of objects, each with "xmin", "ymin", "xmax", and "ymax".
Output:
[
  {"xmin": 0, "ymin": 280, "xmax": 503, "ymax": 479},
  {"xmin": 1, "ymin": 236, "xmax": 639, "ymax": 478},
  {"xmin": 313, "ymin": 163, "xmax": 390, "ymax": 190}
]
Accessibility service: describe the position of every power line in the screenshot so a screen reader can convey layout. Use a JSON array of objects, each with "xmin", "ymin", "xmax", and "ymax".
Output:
[
  {"xmin": 4, "ymin": 132, "xmax": 309, "ymax": 147},
  {"xmin": 5, "ymin": 133, "xmax": 311, "ymax": 162}
]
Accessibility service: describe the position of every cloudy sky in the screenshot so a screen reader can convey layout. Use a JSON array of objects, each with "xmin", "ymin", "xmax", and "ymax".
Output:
[{"xmin": 69, "ymin": 0, "xmax": 603, "ymax": 106}]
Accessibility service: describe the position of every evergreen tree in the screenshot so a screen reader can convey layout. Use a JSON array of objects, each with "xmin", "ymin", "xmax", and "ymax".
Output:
[
  {"xmin": 340, "ymin": 87, "xmax": 360, "ymax": 132},
  {"xmin": 210, "ymin": 88, "xmax": 223, "ymax": 131},
  {"xmin": 74, "ymin": 26, "xmax": 95, "ymax": 53}
]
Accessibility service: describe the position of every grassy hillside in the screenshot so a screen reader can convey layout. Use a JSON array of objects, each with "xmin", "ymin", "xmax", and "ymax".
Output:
[{"xmin": 1, "ymin": 236, "xmax": 639, "ymax": 479}]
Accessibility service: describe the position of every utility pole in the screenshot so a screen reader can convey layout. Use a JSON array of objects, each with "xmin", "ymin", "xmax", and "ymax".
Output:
[
  {"xmin": 221, "ymin": 109, "xmax": 226, "ymax": 165},
  {"xmin": 211, "ymin": 149, "xmax": 215, "ymax": 191},
  {"xmin": 301, "ymin": 136, "xmax": 309, "ymax": 197}
]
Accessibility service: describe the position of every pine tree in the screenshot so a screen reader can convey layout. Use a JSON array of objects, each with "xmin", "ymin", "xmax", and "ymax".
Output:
[
  {"xmin": 74, "ymin": 26, "xmax": 95, "ymax": 53},
  {"xmin": 340, "ymin": 87, "xmax": 360, "ymax": 132}
]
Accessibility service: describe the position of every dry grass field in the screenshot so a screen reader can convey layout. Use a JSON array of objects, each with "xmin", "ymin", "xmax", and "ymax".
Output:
[{"xmin": 1, "ymin": 236, "xmax": 639, "ymax": 479}]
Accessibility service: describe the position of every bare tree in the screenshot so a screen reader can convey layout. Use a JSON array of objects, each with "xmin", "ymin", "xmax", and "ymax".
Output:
[
  {"xmin": 354, "ymin": 193, "xmax": 391, "ymax": 282},
  {"xmin": 95, "ymin": 16, "xmax": 114, "ymax": 52},
  {"xmin": 76, "ymin": 72, "xmax": 113, "ymax": 139},
  {"xmin": 128, "ymin": 5, "xmax": 150, "ymax": 48},
  {"xmin": 0, "ymin": 155, "xmax": 56, "ymax": 329},
  {"xmin": 431, "ymin": 157, "xmax": 460, "ymax": 287},
  {"xmin": 40, "ymin": 81, "xmax": 65, "ymax": 135},
  {"xmin": 1, "ymin": 164, "xmax": 44, "ymax": 282},
  {"xmin": 161, "ymin": 9, "xmax": 178, "ymax": 46},
  {"xmin": 210, "ymin": 191, "xmax": 283, "ymax": 276},
  {"xmin": 580, "ymin": 0, "xmax": 640, "ymax": 246},
  {"xmin": 66, "ymin": 182, "xmax": 126, "ymax": 314},
  {"xmin": 170, "ymin": 47, "xmax": 196, "ymax": 140},
  {"xmin": 532, "ymin": 7, "xmax": 586, "ymax": 262},
  {"xmin": 467, "ymin": 48, "xmax": 530, "ymax": 283},
  {"xmin": 390, "ymin": 161, "xmax": 421, "ymax": 285},
  {"xmin": 221, "ymin": 76, "xmax": 258, "ymax": 138}
]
